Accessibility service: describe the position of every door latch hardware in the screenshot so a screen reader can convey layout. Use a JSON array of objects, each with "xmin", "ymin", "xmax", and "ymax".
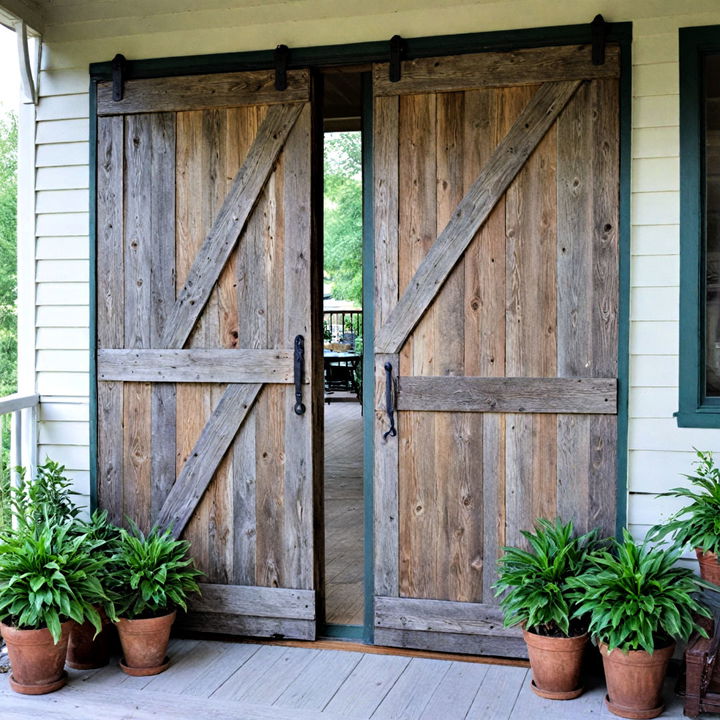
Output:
[
  {"xmin": 591, "ymin": 14, "xmax": 608, "ymax": 66},
  {"xmin": 274, "ymin": 44, "xmax": 289, "ymax": 91},
  {"xmin": 112, "ymin": 53, "xmax": 127, "ymax": 102},
  {"xmin": 383, "ymin": 362, "xmax": 397, "ymax": 440},
  {"xmin": 293, "ymin": 334, "xmax": 306, "ymax": 415},
  {"xmin": 389, "ymin": 35, "xmax": 405, "ymax": 83}
]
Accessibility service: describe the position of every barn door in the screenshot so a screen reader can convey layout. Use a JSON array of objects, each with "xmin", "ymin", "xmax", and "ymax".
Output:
[
  {"xmin": 95, "ymin": 70, "xmax": 321, "ymax": 639},
  {"xmin": 372, "ymin": 45, "xmax": 620, "ymax": 656}
]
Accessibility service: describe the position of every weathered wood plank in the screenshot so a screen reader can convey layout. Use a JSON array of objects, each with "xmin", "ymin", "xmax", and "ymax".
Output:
[
  {"xmin": 396, "ymin": 376, "xmax": 617, "ymax": 413},
  {"xmin": 418, "ymin": 661, "xmax": 490, "ymax": 720},
  {"xmin": 162, "ymin": 102, "xmax": 304, "ymax": 350},
  {"xmin": 504, "ymin": 413, "xmax": 534, "ymax": 549},
  {"xmin": 373, "ymin": 44, "xmax": 619, "ymax": 96},
  {"xmin": 179, "ymin": 611, "xmax": 315, "ymax": 641},
  {"xmin": 97, "ymin": 349, "xmax": 295, "ymax": 383},
  {"xmin": 232, "ymin": 413, "xmax": 257, "ymax": 585},
  {"xmin": 374, "ymin": 596, "xmax": 521, "ymax": 637},
  {"xmin": 373, "ymin": 628, "xmax": 527, "ymax": 659},
  {"xmin": 97, "ymin": 381, "xmax": 123, "ymax": 525},
  {"xmin": 157, "ymin": 383, "xmax": 262, "ymax": 536},
  {"xmin": 282, "ymin": 103, "xmax": 313, "ymax": 590},
  {"xmin": 375, "ymin": 80, "xmax": 582, "ymax": 355},
  {"xmin": 482, "ymin": 413, "xmax": 505, "ymax": 604},
  {"xmin": 373, "ymin": 92, "xmax": 400, "ymax": 600},
  {"xmin": 189, "ymin": 583, "xmax": 315, "ymax": 620},
  {"xmin": 465, "ymin": 665, "xmax": 529, "ymax": 718},
  {"xmin": 98, "ymin": 70, "xmax": 311, "ymax": 115}
]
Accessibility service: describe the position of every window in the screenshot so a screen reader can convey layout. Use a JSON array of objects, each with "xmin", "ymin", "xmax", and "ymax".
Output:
[{"xmin": 678, "ymin": 27, "xmax": 720, "ymax": 426}]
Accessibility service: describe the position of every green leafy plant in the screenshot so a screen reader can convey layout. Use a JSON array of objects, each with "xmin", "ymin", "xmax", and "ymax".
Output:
[
  {"xmin": 109, "ymin": 522, "xmax": 202, "ymax": 620},
  {"xmin": 494, "ymin": 518, "xmax": 603, "ymax": 637},
  {"xmin": 648, "ymin": 449, "xmax": 720, "ymax": 554},
  {"xmin": 568, "ymin": 530, "xmax": 711, "ymax": 653},
  {"xmin": 0, "ymin": 522, "xmax": 109, "ymax": 643},
  {"xmin": 9, "ymin": 459, "xmax": 81, "ymax": 531}
]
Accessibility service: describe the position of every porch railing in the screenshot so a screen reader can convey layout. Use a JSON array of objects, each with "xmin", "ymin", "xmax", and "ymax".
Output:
[
  {"xmin": 0, "ymin": 393, "xmax": 39, "ymax": 525},
  {"xmin": 323, "ymin": 310, "xmax": 363, "ymax": 346}
]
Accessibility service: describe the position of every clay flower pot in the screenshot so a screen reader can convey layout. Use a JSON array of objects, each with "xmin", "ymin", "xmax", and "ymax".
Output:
[
  {"xmin": 522, "ymin": 627, "xmax": 588, "ymax": 700},
  {"xmin": 599, "ymin": 641, "xmax": 675, "ymax": 719},
  {"xmin": 115, "ymin": 610, "xmax": 176, "ymax": 676},
  {"xmin": 0, "ymin": 620, "xmax": 72, "ymax": 694},
  {"xmin": 66, "ymin": 608, "xmax": 114, "ymax": 670},
  {"xmin": 695, "ymin": 548, "xmax": 720, "ymax": 586}
]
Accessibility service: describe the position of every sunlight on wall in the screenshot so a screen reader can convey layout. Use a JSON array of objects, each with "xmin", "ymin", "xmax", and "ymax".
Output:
[{"xmin": 0, "ymin": 24, "xmax": 20, "ymax": 112}]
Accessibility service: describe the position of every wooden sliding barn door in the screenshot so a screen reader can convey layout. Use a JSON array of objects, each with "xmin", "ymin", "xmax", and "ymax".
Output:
[
  {"xmin": 373, "ymin": 45, "xmax": 620, "ymax": 656},
  {"xmin": 95, "ymin": 70, "xmax": 321, "ymax": 639}
]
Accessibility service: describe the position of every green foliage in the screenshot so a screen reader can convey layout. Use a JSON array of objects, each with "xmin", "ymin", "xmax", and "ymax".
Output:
[
  {"xmin": 10, "ymin": 459, "xmax": 82, "ymax": 530},
  {"xmin": 568, "ymin": 530, "xmax": 710, "ymax": 653},
  {"xmin": 108, "ymin": 522, "xmax": 202, "ymax": 620},
  {"xmin": 0, "ymin": 522, "xmax": 109, "ymax": 643},
  {"xmin": 648, "ymin": 449, "xmax": 720, "ymax": 554},
  {"xmin": 494, "ymin": 518, "xmax": 603, "ymax": 636},
  {"xmin": 324, "ymin": 132, "xmax": 362, "ymax": 306},
  {"xmin": 0, "ymin": 112, "xmax": 17, "ymax": 532}
]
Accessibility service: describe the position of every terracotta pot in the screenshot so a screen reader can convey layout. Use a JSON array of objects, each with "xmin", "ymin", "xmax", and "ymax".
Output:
[
  {"xmin": 0, "ymin": 620, "xmax": 71, "ymax": 694},
  {"xmin": 115, "ymin": 610, "xmax": 175, "ymax": 676},
  {"xmin": 600, "ymin": 641, "xmax": 675, "ymax": 719},
  {"xmin": 695, "ymin": 548, "xmax": 720, "ymax": 586},
  {"xmin": 523, "ymin": 627, "xmax": 588, "ymax": 700},
  {"xmin": 66, "ymin": 608, "xmax": 113, "ymax": 670}
]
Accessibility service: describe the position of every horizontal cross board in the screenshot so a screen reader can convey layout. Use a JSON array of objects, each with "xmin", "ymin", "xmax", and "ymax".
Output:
[
  {"xmin": 97, "ymin": 348, "xmax": 298, "ymax": 383},
  {"xmin": 395, "ymin": 376, "xmax": 617, "ymax": 414}
]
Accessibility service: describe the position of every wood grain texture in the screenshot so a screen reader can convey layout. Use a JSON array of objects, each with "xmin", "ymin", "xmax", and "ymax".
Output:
[
  {"xmin": 189, "ymin": 584, "xmax": 315, "ymax": 619},
  {"xmin": 158, "ymin": 383, "xmax": 262, "ymax": 536},
  {"xmin": 373, "ymin": 44, "xmax": 619, "ymax": 96},
  {"xmin": 96, "ymin": 115, "xmax": 124, "ymax": 523},
  {"xmin": 97, "ymin": 69, "xmax": 311, "ymax": 115},
  {"xmin": 396, "ymin": 377, "xmax": 617, "ymax": 413},
  {"xmin": 162, "ymin": 102, "xmax": 304, "ymax": 350},
  {"xmin": 373, "ymin": 628, "xmax": 527, "ymax": 659},
  {"xmin": 375, "ymin": 80, "xmax": 581, "ymax": 355},
  {"xmin": 373, "ymin": 93, "xmax": 400, "ymax": 599},
  {"xmin": 97, "ymin": 349, "xmax": 295, "ymax": 383}
]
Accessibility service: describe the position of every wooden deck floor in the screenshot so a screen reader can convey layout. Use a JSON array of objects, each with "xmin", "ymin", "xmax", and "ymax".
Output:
[
  {"xmin": 324, "ymin": 400, "xmax": 364, "ymax": 626},
  {"xmin": 0, "ymin": 638, "xmax": 689, "ymax": 719}
]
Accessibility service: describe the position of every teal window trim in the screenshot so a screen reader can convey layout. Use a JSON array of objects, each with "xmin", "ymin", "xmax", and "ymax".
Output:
[{"xmin": 678, "ymin": 26, "xmax": 720, "ymax": 428}]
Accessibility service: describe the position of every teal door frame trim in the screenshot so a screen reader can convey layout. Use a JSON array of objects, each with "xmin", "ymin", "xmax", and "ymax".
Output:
[{"xmin": 88, "ymin": 20, "xmax": 632, "ymax": 645}]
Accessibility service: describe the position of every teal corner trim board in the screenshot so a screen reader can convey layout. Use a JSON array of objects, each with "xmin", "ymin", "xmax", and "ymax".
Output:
[
  {"xmin": 677, "ymin": 25, "xmax": 720, "ymax": 428},
  {"xmin": 88, "ymin": 19, "xmax": 633, "ymax": 637}
]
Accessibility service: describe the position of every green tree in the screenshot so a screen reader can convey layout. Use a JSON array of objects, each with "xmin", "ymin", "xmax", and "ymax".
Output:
[
  {"xmin": 0, "ymin": 112, "xmax": 18, "ymax": 528},
  {"xmin": 324, "ymin": 132, "xmax": 362, "ymax": 306}
]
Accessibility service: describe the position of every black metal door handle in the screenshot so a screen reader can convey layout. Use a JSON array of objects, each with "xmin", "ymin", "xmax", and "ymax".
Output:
[
  {"xmin": 383, "ymin": 362, "xmax": 397, "ymax": 440},
  {"xmin": 293, "ymin": 335, "xmax": 306, "ymax": 415}
]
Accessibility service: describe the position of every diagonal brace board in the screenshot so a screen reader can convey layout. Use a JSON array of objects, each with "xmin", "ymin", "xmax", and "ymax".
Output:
[
  {"xmin": 375, "ymin": 80, "xmax": 582, "ymax": 355},
  {"xmin": 157, "ymin": 383, "xmax": 262, "ymax": 536},
  {"xmin": 161, "ymin": 102, "xmax": 304, "ymax": 350}
]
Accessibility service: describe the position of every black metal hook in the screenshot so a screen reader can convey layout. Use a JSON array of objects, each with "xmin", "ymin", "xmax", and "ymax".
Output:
[
  {"xmin": 383, "ymin": 362, "xmax": 397, "ymax": 441},
  {"xmin": 293, "ymin": 335, "xmax": 306, "ymax": 415},
  {"xmin": 274, "ymin": 44, "xmax": 289, "ymax": 91},
  {"xmin": 389, "ymin": 35, "xmax": 405, "ymax": 83},
  {"xmin": 111, "ymin": 53, "xmax": 127, "ymax": 102},
  {"xmin": 591, "ymin": 14, "xmax": 608, "ymax": 66}
]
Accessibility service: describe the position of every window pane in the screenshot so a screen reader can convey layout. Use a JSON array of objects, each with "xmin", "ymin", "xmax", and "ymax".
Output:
[{"xmin": 705, "ymin": 53, "xmax": 720, "ymax": 396}]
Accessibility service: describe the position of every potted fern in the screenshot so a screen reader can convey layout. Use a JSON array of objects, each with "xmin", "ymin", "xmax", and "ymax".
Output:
[
  {"xmin": 494, "ymin": 518, "xmax": 602, "ymax": 700},
  {"xmin": 649, "ymin": 449, "xmax": 720, "ymax": 585},
  {"xmin": 0, "ymin": 522, "xmax": 110, "ymax": 694},
  {"xmin": 108, "ymin": 523, "xmax": 202, "ymax": 676},
  {"xmin": 568, "ymin": 531, "xmax": 711, "ymax": 719}
]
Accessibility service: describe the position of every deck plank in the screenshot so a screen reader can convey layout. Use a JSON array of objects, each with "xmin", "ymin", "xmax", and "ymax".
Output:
[
  {"xmin": 418, "ymin": 661, "xmax": 490, "ymax": 720},
  {"xmin": 465, "ymin": 665, "xmax": 528, "ymax": 720},
  {"xmin": 274, "ymin": 648, "xmax": 363, "ymax": 710},
  {"xmin": 371, "ymin": 657, "xmax": 451, "ymax": 719},
  {"xmin": 324, "ymin": 653, "xmax": 411, "ymax": 718}
]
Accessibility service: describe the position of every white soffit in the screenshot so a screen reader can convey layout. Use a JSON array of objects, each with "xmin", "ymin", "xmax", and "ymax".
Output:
[{"xmin": 0, "ymin": 0, "xmax": 43, "ymax": 35}]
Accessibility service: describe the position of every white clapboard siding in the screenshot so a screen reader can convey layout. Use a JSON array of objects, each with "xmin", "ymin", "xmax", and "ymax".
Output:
[
  {"xmin": 36, "ymin": 306, "xmax": 88, "ymax": 329},
  {"xmin": 36, "ymin": 444, "xmax": 90, "ymax": 471},
  {"xmin": 39, "ymin": 401, "xmax": 89, "ymax": 423},
  {"xmin": 25, "ymin": 0, "xmax": 720, "ymax": 538},
  {"xmin": 37, "ymin": 372, "xmax": 89, "ymax": 397},
  {"xmin": 633, "ymin": 225, "xmax": 679, "ymax": 255},
  {"xmin": 36, "ymin": 237, "xmax": 89, "ymax": 260},
  {"xmin": 39, "ymin": 421, "xmax": 89, "ymax": 446},
  {"xmin": 36, "ymin": 119, "xmax": 89, "ymax": 144},
  {"xmin": 36, "ymin": 327, "xmax": 89, "ymax": 350},
  {"xmin": 36, "ymin": 259, "xmax": 88, "ymax": 282},
  {"xmin": 630, "ymin": 321, "xmax": 677, "ymax": 355},
  {"xmin": 36, "ymin": 166, "xmax": 89, "ymax": 190},
  {"xmin": 36, "ymin": 143, "xmax": 88, "ymax": 168},
  {"xmin": 36, "ymin": 349, "xmax": 89, "ymax": 371},
  {"xmin": 36, "ymin": 281, "xmax": 89, "ymax": 304},
  {"xmin": 36, "ymin": 189, "xmax": 89, "ymax": 213}
]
